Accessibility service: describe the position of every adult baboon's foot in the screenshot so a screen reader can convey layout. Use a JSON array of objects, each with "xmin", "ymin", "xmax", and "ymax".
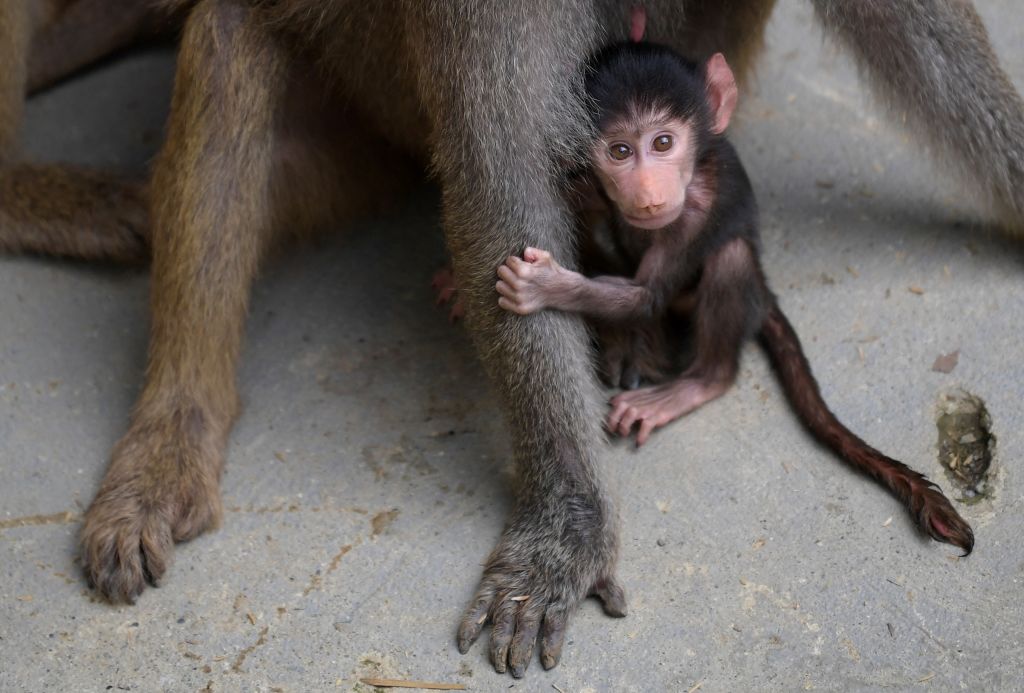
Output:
[
  {"xmin": 80, "ymin": 405, "xmax": 224, "ymax": 603},
  {"xmin": 457, "ymin": 498, "xmax": 624, "ymax": 677}
]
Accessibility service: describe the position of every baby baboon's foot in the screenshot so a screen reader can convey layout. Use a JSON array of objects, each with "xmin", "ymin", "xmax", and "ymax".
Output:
[{"xmin": 607, "ymin": 377, "xmax": 728, "ymax": 446}]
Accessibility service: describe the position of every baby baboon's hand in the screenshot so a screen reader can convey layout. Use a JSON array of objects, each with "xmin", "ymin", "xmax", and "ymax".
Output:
[{"xmin": 496, "ymin": 247, "xmax": 578, "ymax": 315}]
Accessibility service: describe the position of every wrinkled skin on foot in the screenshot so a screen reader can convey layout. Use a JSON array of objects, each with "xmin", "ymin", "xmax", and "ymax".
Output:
[
  {"xmin": 80, "ymin": 406, "xmax": 224, "ymax": 602},
  {"xmin": 607, "ymin": 383, "xmax": 684, "ymax": 447},
  {"xmin": 457, "ymin": 496, "xmax": 625, "ymax": 677},
  {"xmin": 607, "ymin": 377, "xmax": 730, "ymax": 447}
]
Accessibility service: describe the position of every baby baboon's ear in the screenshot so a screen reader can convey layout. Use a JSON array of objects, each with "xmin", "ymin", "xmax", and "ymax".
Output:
[{"xmin": 704, "ymin": 53, "xmax": 737, "ymax": 134}]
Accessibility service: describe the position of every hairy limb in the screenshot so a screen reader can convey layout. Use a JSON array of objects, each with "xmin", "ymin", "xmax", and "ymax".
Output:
[
  {"xmin": 0, "ymin": 164, "xmax": 148, "ymax": 262},
  {"xmin": 595, "ymin": 321, "xmax": 676, "ymax": 390},
  {"xmin": 595, "ymin": 323, "xmax": 631, "ymax": 388},
  {"xmin": 409, "ymin": 4, "xmax": 623, "ymax": 676},
  {"xmin": 811, "ymin": 0, "xmax": 1024, "ymax": 231},
  {"xmin": 454, "ymin": 138, "xmax": 625, "ymax": 677},
  {"xmin": 80, "ymin": 0, "xmax": 287, "ymax": 602},
  {"xmin": 27, "ymin": 0, "xmax": 181, "ymax": 93},
  {"xmin": 0, "ymin": 1, "xmax": 149, "ymax": 261},
  {"xmin": 0, "ymin": 0, "xmax": 31, "ymax": 158},
  {"xmin": 608, "ymin": 238, "xmax": 758, "ymax": 445}
]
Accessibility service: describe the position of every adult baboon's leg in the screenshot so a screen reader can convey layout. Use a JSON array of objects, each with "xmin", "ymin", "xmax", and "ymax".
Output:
[
  {"xmin": 0, "ymin": 0, "xmax": 148, "ymax": 262},
  {"xmin": 811, "ymin": 0, "xmax": 1024, "ymax": 231},
  {"xmin": 0, "ymin": 0, "xmax": 31, "ymax": 158},
  {"xmin": 27, "ymin": 0, "xmax": 184, "ymax": 94},
  {"xmin": 406, "ymin": 3, "xmax": 625, "ymax": 677},
  {"xmin": 79, "ymin": 0, "xmax": 287, "ymax": 602}
]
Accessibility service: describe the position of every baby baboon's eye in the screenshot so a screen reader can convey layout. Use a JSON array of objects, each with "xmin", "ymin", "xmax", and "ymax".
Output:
[{"xmin": 608, "ymin": 143, "xmax": 633, "ymax": 161}]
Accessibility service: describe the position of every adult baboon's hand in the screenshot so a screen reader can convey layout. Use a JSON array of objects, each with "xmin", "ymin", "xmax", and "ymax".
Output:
[{"xmin": 456, "ymin": 496, "xmax": 626, "ymax": 677}]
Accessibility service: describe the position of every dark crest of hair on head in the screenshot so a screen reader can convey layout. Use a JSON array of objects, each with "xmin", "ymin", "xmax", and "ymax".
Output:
[{"xmin": 584, "ymin": 42, "xmax": 710, "ymax": 138}]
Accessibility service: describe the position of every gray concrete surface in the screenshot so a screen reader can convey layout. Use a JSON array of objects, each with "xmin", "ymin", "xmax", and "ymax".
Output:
[{"xmin": 2, "ymin": 2, "xmax": 1023, "ymax": 691}]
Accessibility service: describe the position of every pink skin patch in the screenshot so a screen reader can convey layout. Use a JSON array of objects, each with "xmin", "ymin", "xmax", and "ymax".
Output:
[
  {"xmin": 930, "ymin": 516, "xmax": 951, "ymax": 538},
  {"xmin": 431, "ymin": 266, "xmax": 465, "ymax": 322},
  {"xmin": 608, "ymin": 377, "xmax": 729, "ymax": 446},
  {"xmin": 630, "ymin": 6, "xmax": 646, "ymax": 43},
  {"xmin": 593, "ymin": 120, "xmax": 697, "ymax": 230}
]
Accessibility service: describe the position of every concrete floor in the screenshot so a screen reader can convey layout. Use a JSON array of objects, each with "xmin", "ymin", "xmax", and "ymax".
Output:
[{"xmin": 2, "ymin": 2, "xmax": 1023, "ymax": 691}]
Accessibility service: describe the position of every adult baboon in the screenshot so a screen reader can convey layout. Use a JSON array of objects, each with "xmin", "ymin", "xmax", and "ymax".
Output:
[{"xmin": 1, "ymin": 0, "xmax": 1022, "ymax": 678}]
